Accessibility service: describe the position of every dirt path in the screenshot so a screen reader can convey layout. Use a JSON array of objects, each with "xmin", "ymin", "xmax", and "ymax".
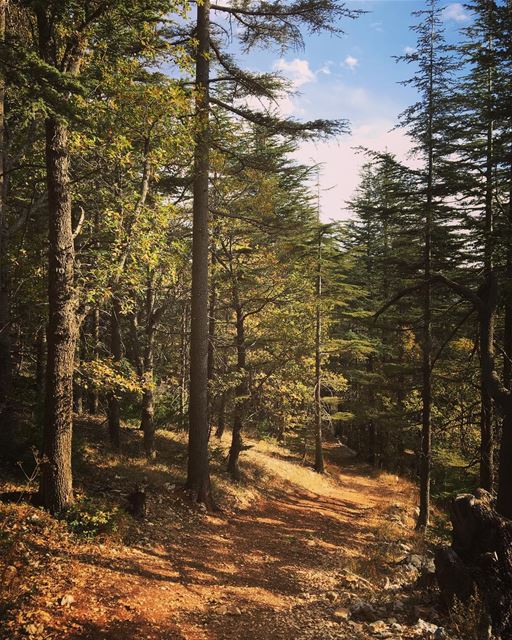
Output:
[{"xmin": 29, "ymin": 440, "xmax": 429, "ymax": 640}]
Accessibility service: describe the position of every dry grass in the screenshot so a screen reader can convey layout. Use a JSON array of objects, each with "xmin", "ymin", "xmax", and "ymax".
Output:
[{"xmin": 449, "ymin": 593, "xmax": 488, "ymax": 640}]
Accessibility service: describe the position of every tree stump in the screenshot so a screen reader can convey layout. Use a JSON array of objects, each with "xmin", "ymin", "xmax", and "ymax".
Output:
[
  {"xmin": 127, "ymin": 485, "xmax": 147, "ymax": 520},
  {"xmin": 435, "ymin": 489, "xmax": 512, "ymax": 638}
]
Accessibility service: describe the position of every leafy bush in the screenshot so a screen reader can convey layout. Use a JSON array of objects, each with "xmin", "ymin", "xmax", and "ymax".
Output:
[{"xmin": 63, "ymin": 499, "xmax": 120, "ymax": 539}]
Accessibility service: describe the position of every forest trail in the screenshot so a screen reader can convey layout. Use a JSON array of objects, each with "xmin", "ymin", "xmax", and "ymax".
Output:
[{"xmin": 2, "ymin": 428, "xmax": 437, "ymax": 640}]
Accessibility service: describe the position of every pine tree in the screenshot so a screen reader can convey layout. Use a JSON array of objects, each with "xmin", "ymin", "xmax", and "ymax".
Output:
[
  {"xmin": 185, "ymin": 0, "xmax": 359, "ymax": 503},
  {"xmin": 396, "ymin": 0, "xmax": 456, "ymax": 528}
]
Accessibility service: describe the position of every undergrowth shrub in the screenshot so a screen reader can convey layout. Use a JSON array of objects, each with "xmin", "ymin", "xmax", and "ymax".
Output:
[{"xmin": 62, "ymin": 498, "xmax": 121, "ymax": 539}]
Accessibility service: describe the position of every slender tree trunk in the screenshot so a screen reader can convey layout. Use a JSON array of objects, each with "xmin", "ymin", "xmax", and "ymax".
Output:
[
  {"xmin": 228, "ymin": 305, "xmax": 246, "ymax": 479},
  {"xmin": 179, "ymin": 300, "xmax": 188, "ymax": 430},
  {"xmin": 314, "ymin": 224, "xmax": 324, "ymax": 473},
  {"xmin": 498, "ymin": 169, "xmax": 512, "ymax": 516},
  {"xmin": 480, "ymin": 287, "xmax": 496, "ymax": 494},
  {"xmin": 107, "ymin": 297, "xmax": 122, "ymax": 451},
  {"xmin": 497, "ymin": 409, "xmax": 512, "ymax": 518},
  {"xmin": 73, "ymin": 328, "xmax": 85, "ymax": 416},
  {"xmin": 368, "ymin": 420, "xmax": 377, "ymax": 466},
  {"xmin": 367, "ymin": 357, "xmax": 377, "ymax": 465},
  {"xmin": 35, "ymin": 326, "xmax": 46, "ymax": 429},
  {"xmin": 39, "ymin": 116, "xmax": 76, "ymax": 513},
  {"xmin": 88, "ymin": 306, "xmax": 100, "ymax": 414},
  {"xmin": 141, "ymin": 273, "xmax": 156, "ymax": 459},
  {"xmin": 215, "ymin": 391, "xmax": 226, "ymax": 438},
  {"xmin": 478, "ymin": 273, "xmax": 512, "ymax": 518},
  {"xmin": 417, "ymin": 33, "xmax": 434, "ymax": 529},
  {"xmin": 186, "ymin": 0, "xmax": 212, "ymax": 504},
  {"xmin": 479, "ymin": 55, "xmax": 495, "ymax": 491},
  {"xmin": 207, "ymin": 243, "xmax": 216, "ymax": 435}
]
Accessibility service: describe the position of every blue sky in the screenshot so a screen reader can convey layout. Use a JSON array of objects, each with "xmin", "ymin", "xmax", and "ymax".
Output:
[{"xmin": 215, "ymin": 0, "xmax": 471, "ymax": 220}]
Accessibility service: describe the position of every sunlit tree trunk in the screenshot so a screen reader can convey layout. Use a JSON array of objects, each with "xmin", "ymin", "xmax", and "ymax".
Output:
[
  {"xmin": 186, "ymin": 0, "xmax": 213, "ymax": 504},
  {"xmin": 314, "ymin": 224, "xmax": 324, "ymax": 473},
  {"xmin": 228, "ymin": 304, "xmax": 246, "ymax": 479},
  {"xmin": 40, "ymin": 115, "xmax": 77, "ymax": 513}
]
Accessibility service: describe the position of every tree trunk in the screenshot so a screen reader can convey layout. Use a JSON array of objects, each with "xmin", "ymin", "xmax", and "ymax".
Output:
[
  {"xmin": 417, "ymin": 48, "xmax": 434, "ymax": 528},
  {"xmin": 107, "ymin": 296, "xmax": 122, "ymax": 452},
  {"xmin": 215, "ymin": 391, "xmax": 226, "ymax": 438},
  {"xmin": 141, "ymin": 274, "xmax": 156, "ymax": 459},
  {"xmin": 314, "ymin": 224, "xmax": 324, "ymax": 473},
  {"xmin": 367, "ymin": 356, "xmax": 377, "ymax": 465},
  {"xmin": 479, "ymin": 280, "xmax": 498, "ymax": 495},
  {"xmin": 207, "ymin": 243, "xmax": 216, "ymax": 433},
  {"xmin": 368, "ymin": 420, "xmax": 377, "ymax": 466},
  {"xmin": 73, "ymin": 328, "xmax": 85, "ymax": 416},
  {"xmin": 35, "ymin": 326, "xmax": 46, "ymax": 430},
  {"xmin": 498, "ymin": 172, "xmax": 512, "ymax": 517},
  {"xmin": 228, "ymin": 305, "xmax": 246, "ymax": 479},
  {"xmin": 87, "ymin": 306, "xmax": 100, "ymax": 414},
  {"xmin": 435, "ymin": 490, "xmax": 512, "ymax": 638},
  {"xmin": 186, "ymin": 0, "xmax": 212, "ymax": 505},
  {"xmin": 39, "ymin": 116, "xmax": 76, "ymax": 513},
  {"xmin": 497, "ymin": 410, "xmax": 512, "ymax": 519},
  {"xmin": 480, "ymin": 365, "xmax": 495, "ymax": 491},
  {"xmin": 179, "ymin": 300, "xmax": 188, "ymax": 430},
  {"xmin": 479, "ymin": 57, "xmax": 495, "ymax": 492}
]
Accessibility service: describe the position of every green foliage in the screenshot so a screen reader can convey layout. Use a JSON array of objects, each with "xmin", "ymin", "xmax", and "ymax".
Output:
[{"xmin": 63, "ymin": 499, "xmax": 121, "ymax": 539}]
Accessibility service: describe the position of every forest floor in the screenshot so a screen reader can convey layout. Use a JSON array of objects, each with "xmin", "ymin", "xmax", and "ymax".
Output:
[{"xmin": 1, "ymin": 419, "xmax": 454, "ymax": 640}]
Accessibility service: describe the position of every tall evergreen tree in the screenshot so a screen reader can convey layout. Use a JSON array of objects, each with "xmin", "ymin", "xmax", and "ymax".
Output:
[
  {"xmin": 395, "ymin": 0, "xmax": 456, "ymax": 528},
  {"xmin": 185, "ymin": 0, "xmax": 359, "ymax": 503}
]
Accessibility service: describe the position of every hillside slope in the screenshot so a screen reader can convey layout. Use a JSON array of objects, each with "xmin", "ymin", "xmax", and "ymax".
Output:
[{"xmin": 1, "ymin": 424, "xmax": 446, "ymax": 640}]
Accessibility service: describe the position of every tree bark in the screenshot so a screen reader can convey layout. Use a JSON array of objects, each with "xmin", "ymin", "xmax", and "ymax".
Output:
[
  {"xmin": 186, "ymin": 0, "xmax": 213, "ymax": 505},
  {"xmin": 314, "ymin": 224, "xmax": 324, "ymax": 473},
  {"xmin": 479, "ymin": 38, "xmax": 495, "ymax": 492},
  {"xmin": 39, "ymin": 116, "xmax": 76, "ymax": 513},
  {"xmin": 228, "ymin": 305, "xmax": 246, "ymax": 479}
]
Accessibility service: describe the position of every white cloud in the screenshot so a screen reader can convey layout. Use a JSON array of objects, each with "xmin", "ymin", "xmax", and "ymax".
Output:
[
  {"xmin": 442, "ymin": 3, "xmax": 469, "ymax": 22},
  {"xmin": 241, "ymin": 57, "xmax": 415, "ymax": 221},
  {"xmin": 293, "ymin": 120, "xmax": 416, "ymax": 221},
  {"xmin": 343, "ymin": 55, "xmax": 359, "ymax": 70},
  {"xmin": 273, "ymin": 58, "xmax": 316, "ymax": 88},
  {"xmin": 370, "ymin": 21, "xmax": 383, "ymax": 32},
  {"xmin": 318, "ymin": 63, "xmax": 332, "ymax": 76},
  {"xmin": 404, "ymin": 46, "xmax": 417, "ymax": 55}
]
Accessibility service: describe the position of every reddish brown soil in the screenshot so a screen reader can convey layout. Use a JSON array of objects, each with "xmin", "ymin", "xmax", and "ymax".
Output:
[{"xmin": 2, "ymin": 434, "xmax": 424, "ymax": 640}]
